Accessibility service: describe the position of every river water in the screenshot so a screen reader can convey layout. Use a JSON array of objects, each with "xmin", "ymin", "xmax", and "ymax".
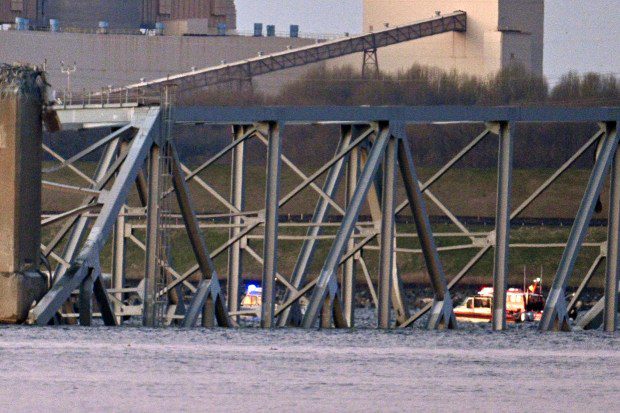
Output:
[{"xmin": 0, "ymin": 322, "xmax": 618, "ymax": 412}]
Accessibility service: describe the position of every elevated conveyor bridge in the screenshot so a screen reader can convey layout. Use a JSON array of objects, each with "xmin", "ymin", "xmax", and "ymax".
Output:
[{"xmin": 85, "ymin": 11, "xmax": 466, "ymax": 102}]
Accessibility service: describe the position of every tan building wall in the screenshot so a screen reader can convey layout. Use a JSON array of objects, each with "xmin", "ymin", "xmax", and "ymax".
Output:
[
  {"xmin": 0, "ymin": 0, "xmax": 37, "ymax": 24},
  {"xmin": 0, "ymin": 0, "xmax": 236, "ymax": 29},
  {"xmin": 143, "ymin": 0, "xmax": 236, "ymax": 29},
  {"xmin": 0, "ymin": 30, "xmax": 317, "ymax": 93},
  {"xmin": 353, "ymin": 0, "xmax": 544, "ymax": 77}
]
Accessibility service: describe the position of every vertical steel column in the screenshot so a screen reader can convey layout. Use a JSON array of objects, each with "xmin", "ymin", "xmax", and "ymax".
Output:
[
  {"xmin": 377, "ymin": 136, "xmax": 397, "ymax": 328},
  {"xmin": 491, "ymin": 121, "xmax": 513, "ymax": 331},
  {"xmin": 604, "ymin": 122, "xmax": 620, "ymax": 332},
  {"xmin": 361, "ymin": 140, "xmax": 410, "ymax": 324},
  {"xmin": 277, "ymin": 126, "xmax": 350, "ymax": 326},
  {"xmin": 343, "ymin": 134, "xmax": 360, "ymax": 326},
  {"xmin": 227, "ymin": 125, "xmax": 246, "ymax": 321},
  {"xmin": 143, "ymin": 143, "xmax": 161, "ymax": 327},
  {"xmin": 397, "ymin": 129, "xmax": 456, "ymax": 329},
  {"xmin": 260, "ymin": 121, "xmax": 282, "ymax": 328},
  {"xmin": 541, "ymin": 123, "xmax": 619, "ymax": 332},
  {"xmin": 78, "ymin": 270, "xmax": 94, "ymax": 326},
  {"xmin": 112, "ymin": 207, "xmax": 126, "ymax": 324}
]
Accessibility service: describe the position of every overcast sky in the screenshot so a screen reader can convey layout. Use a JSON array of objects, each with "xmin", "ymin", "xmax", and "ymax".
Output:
[{"xmin": 235, "ymin": 0, "xmax": 619, "ymax": 82}]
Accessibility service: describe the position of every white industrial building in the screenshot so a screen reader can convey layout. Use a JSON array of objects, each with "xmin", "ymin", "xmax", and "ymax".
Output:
[{"xmin": 360, "ymin": 0, "xmax": 544, "ymax": 76}]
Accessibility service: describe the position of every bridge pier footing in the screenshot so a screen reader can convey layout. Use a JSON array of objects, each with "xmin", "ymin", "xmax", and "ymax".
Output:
[{"xmin": 0, "ymin": 65, "xmax": 47, "ymax": 323}]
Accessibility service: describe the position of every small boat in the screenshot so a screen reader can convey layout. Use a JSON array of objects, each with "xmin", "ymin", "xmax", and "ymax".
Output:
[
  {"xmin": 454, "ymin": 279, "xmax": 545, "ymax": 323},
  {"xmin": 239, "ymin": 283, "xmax": 307, "ymax": 319},
  {"xmin": 238, "ymin": 284, "xmax": 263, "ymax": 318}
]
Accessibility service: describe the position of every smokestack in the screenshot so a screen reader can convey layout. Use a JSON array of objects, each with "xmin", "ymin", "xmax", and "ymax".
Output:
[{"xmin": 0, "ymin": 64, "xmax": 48, "ymax": 324}]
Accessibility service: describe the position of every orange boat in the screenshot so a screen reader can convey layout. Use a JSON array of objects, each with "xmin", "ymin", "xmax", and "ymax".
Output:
[{"xmin": 454, "ymin": 279, "xmax": 545, "ymax": 323}]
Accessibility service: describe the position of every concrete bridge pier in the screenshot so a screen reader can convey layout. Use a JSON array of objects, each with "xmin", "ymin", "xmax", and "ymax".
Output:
[{"xmin": 0, "ymin": 65, "xmax": 47, "ymax": 324}]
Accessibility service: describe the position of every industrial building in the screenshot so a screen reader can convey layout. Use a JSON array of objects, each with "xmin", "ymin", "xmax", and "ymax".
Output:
[
  {"xmin": 0, "ymin": 0, "xmax": 236, "ymax": 30},
  {"xmin": 0, "ymin": 1, "xmax": 545, "ymax": 96},
  {"xmin": 361, "ymin": 0, "xmax": 544, "ymax": 76}
]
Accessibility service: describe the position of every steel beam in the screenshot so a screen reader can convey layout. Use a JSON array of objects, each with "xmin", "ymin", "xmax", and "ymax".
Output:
[
  {"xmin": 361, "ymin": 139, "xmax": 410, "ymax": 324},
  {"xmin": 227, "ymin": 125, "xmax": 247, "ymax": 321},
  {"xmin": 578, "ymin": 123, "xmax": 620, "ymax": 331},
  {"xmin": 398, "ymin": 130, "xmax": 604, "ymax": 327},
  {"xmin": 576, "ymin": 298, "xmax": 605, "ymax": 330},
  {"xmin": 42, "ymin": 143, "xmax": 96, "ymax": 185},
  {"xmin": 377, "ymin": 135, "xmax": 398, "ymax": 328},
  {"xmin": 112, "ymin": 207, "xmax": 126, "ymax": 324},
  {"xmin": 397, "ymin": 128, "xmax": 456, "ymax": 329},
  {"xmin": 254, "ymin": 131, "xmax": 347, "ymax": 215},
  {"xmin": 343, "ymin": 131, "xmax": 360, "ymax": 326},
  {"xmin": 143, "ymin": 143, "xmax": 162, "ymax": 327},
  {"xmin": 184, "ymin": 280, "xmax": 212, "ymax": 328},
  {"xmin": 279, "ymin": 128, "xmax": 373, "ymax": 208},
  {"xmin": 169, "ymin": 142, "xmax": 231, "ymax": 328},
  {"xmin": 259, "ymin": 122, "xmax": 282, "ymax": 328},
  {"xmin": 540, "ymin": 122, "xmax": 619, "ymax": 332},
  {"xmin": 277, "ymin": 126, "xmax": 351, "ymax": 327},
  {"xmin": 43, "ymin": 124, "xmax": 133, "ymax": 173},
  {"xmin": 50, "ymin": 140, "xmax": 121, "ymax": 286},
  {"xmin": 79, "ymin": 269, "xmax": 94, "ymax": 326},
  {"xmin": 29, "ymin": 107, "xmax": 160, "ymax": 325},
  {"xmin": 173, "ymin": 106, "xmax": 620, "ymax": 125},
  {"xmin": 491, "ymin": 122, "xmax": 514, "ymax": 331},
  {"xmin": 567, "ymin": 255, "xmax": 605, "ymax": 315},
  {"xmin": 93, "ymin": 275, "xmax": 117, "ymax": 326},
  {"xmin": 604, "ymin": 130, "xmax": 620, "ymax": 332},
  {"xmin": 302, "ymin": 122, "xmax": 390, "ymax": 328},
  {"xmin": 111, "ymin": 139, "xmax": 132, "ymax": 324},
  {"xmin": 395, "ymin": 129, "xmax": 491, "ymax": 215}
]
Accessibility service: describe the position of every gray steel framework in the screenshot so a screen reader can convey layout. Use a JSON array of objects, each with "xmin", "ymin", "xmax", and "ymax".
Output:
[{"xmin": 32, "ymin": 104, "xmax": 620, "ymax": 332}]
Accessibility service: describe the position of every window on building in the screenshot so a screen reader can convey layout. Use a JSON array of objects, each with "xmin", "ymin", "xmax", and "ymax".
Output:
[
  {"xmin": 11, "ymin": 0, "xmax": 24, "ymax": 12},
  {"xmin": 159, "ymin": 0, "xmax": 172, "ymax": 16}
]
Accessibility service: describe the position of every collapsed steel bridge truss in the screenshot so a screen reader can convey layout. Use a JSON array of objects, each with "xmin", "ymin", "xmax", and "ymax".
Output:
[{"xmin": 33, "ymin": 104, "xmax": 620, "ymax": 332}]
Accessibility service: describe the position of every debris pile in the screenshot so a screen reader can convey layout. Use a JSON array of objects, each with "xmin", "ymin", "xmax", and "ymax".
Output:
[{"xmin": 0, "ymin": 63, "xmax": 48, "ymax": 102}]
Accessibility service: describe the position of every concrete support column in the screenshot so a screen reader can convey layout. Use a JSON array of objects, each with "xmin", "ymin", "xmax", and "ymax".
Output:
[{"xmin": 0, "ymin": 65, "xmax": 47, "ymax": 324}]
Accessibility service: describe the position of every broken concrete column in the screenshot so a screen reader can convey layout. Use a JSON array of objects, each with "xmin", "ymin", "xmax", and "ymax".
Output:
[{"xmin": 0, "ymin": 64, "xmax": 48, "ymax": 323}]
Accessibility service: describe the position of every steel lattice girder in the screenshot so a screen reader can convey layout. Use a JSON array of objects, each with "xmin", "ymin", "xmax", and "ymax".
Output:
[
  {"xmin": 29, "ymin": 107, "xmax": 161, "ymax": 326},
  {"xmin": 40, "ymin": 104, "xmax": 620, "ymax": 331},
  {"xmin": 540, "ymin": 122, "xmax": 619, "ymax": 331}
]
